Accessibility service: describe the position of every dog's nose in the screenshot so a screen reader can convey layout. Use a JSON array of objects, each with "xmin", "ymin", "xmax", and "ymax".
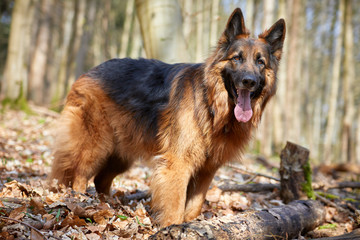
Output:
[{"xmin": 241, "ymin": 75, "xmax": 257, "ymax": 89}]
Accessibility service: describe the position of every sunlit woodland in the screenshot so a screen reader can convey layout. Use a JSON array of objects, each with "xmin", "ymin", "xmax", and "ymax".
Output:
[{"xmin": 0, "ymin": 0, "xmax": 359, "ymax": 164}]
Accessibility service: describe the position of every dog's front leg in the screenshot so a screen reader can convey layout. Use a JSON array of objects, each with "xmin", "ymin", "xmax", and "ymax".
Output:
[
  {"xmin": 150, "ymin": 153, "xmax": 193, "ymax": 227},
  {"xmin": 184, "ymin": 164, "xmax": 219, "ymax": 222}
]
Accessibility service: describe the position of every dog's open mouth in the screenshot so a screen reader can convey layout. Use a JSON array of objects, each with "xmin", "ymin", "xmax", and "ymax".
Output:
[{"xmin": 234, "ymin": 89, "xmax": 253, "ymax": 122}]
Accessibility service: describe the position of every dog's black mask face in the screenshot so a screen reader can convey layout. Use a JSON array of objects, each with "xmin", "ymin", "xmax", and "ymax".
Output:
[
  {"xmin": 221, "ymin": 39, "xmax": 268, "ymax": 104},
  {"xmin": 216, "ymin": 8, "xmax": 285, "ymax": 123}
]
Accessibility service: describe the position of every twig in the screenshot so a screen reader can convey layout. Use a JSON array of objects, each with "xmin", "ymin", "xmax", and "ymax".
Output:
[
  {"xmin": 29, "ymin": 104, "xmax": 60, "ymax": 118},
  {"xmin": 219, "ymin": 183, "xmax": 280, "ymax": 192},
  {"xmin": 120, "ymin": 190, "xmax": 150, "ymax": 204},
  {"xmin": 0, "ymin": 197, "xmax": 28, "ymax": 204},
  {"xmin": 228, "ymin": 164, "xmax": 280, "ymax": 181},
  {"xmin": 328, "ymin": 181, "xmax": 360, "ymax": 189},
  {"xmin": 0, "ymin": 216, "xmax": 47, "ymax": 239},
  {"xmin": 315, "ymin": 193, "xmax": 356, "ymax": 218}
]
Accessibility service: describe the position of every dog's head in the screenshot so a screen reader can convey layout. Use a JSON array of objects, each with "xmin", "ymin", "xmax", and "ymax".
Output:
[{"xmin": 208, "ymin": 8, "xmax": 285, "ymax": 129}]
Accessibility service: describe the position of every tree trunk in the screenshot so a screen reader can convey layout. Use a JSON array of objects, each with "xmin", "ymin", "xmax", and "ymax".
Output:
[
  {"xmin": 319, "ymin": 1, "xmax": 338, "ymax": 163},
  {"xmin": 245, "ymin": 0, "xmax": 255, "ymax": 33},
  {"xmin": 28, "ymin": 0, "xmax": 51, "ymax": 105},
  {"xmin": 258, "ymin": 0, "xmax": 275, "ymax": 157},
  {"xmin": 150, "ymin": 200, "xmax": 325, "ymax": 240},
  {"xmin": 324, "ymin": 0, "xmax": 345, "ymax": 163},
  {"xmin": 1, "ymin": 0, "xmax": 31, "ymax": 104},
  {"xmin": 195, "ymin": 0, "xmax": 204, "ymax": 62},
  {"xmin": 285, "ymin": 0, "xmax": 302, "ymax": 143},
  {"xmin": 357, "ymin": 114, "xmax": 360, "ymax": 164},
  {"xmin": 62, "ymin": 0, "xmax": 86, "ymax": 99},
  {"xmin": 272, "ymin": 0, "xmax": 287, "ymax": 153},
  {"xmin": 53, "ymin": 0, "xmax": 76, "ymax": 108},
  {"xmin": 119, "ymin": 0, "xmax": 135, "ymax": 58},
  {"xmin": 135, "ymin": 0, "xmax": 190, "ymax": 63},
  {"xmin": 209, "ymin": 0, "xmax": 220, "ymax": 48},
  {"xmin": 75, "ymin": 0, "xmax": 96, "ymax": 78},
  {"xmin": 130, "ymin": 15, "xmax": 144, "ymax": 59},
  {"xmin": 180, "ymin": 0, "xmax": 195, "ymax": 61},
  {"xmin": 341, "ymin": 0, "xmax": 355, "ymax": 163},
  {"xmin": 311, "ymin": 0, "xmax": 329, "ymax": 162}
]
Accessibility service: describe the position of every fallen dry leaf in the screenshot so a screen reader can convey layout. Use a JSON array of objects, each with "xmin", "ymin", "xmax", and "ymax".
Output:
[
  {"xmin": 30, "ymin": 198, "xmax": 46, "ymax": 215},
  {"xmin": 60, "ymin": 213, "xmax": 87, "ymax": 228},
  {"xmin": 30, "ymin": 228, "xmax": 44, "ymax": 240},
  {"xmin": 66, "ymin": 202, "xmax": 86, "ymax": 218},
  {"xmin": 93, "ymin": 209, "xmax": 114, "ymax": 225},
  {"xmin": 8, "ymin": 205, "xmax": 27, "ymax": 220}
]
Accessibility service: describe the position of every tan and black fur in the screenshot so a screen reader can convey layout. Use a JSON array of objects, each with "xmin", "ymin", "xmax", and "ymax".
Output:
[{"xmin": 50, "ymin": 8, "xmax": 285, "ymax": 227}]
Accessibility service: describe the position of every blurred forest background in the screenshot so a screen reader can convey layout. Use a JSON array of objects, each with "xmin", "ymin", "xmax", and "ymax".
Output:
[{"xmin": 0, "ymin": 0, "xmax": 359, "ymax": 164}]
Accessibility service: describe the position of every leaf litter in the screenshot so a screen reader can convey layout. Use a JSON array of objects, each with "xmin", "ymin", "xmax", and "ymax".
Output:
[{"xmin": 0, "ymin": 108, "xmax": 358, "ymax": 239}]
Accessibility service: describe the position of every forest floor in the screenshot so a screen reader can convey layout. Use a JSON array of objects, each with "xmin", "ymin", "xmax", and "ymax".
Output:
[{"xmin": 0, "ymin": 107, "xmax": 359, "ymax": 239}]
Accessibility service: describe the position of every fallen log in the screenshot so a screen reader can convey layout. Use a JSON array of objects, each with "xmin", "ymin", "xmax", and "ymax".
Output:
[{"xmin": 150, "ymin": 200, "xmax": 325, "ymax": 240}]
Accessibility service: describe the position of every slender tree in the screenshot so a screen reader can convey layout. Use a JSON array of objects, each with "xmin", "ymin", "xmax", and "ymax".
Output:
[
  {"xmin": 285, "ymin": 0, "xmax": 302, "ymax": 144},
  {"xmin": 341, "ymin": 0, "xmax": 356, "ymax": 162},
  {"xmin": 324, "ymin": 0, "xmax": 345, "ymax": 163},
  {"xmin": 258, "ymin": 0, "xmax": 275, "ymax": 157},
  {"xmin": 135, "ymin": 0, "xmax": 190, "ymax": 63},
  {"xmin": 119, "ymin": 0, "xmax": 135, "ymax": 58},
  {"xmin": 28, "ymin": 0, "xmax": 52, "ymax": 105},
  {"xmin": 1, "ymin": 0, "xmax": 31, "ymax": 105}
]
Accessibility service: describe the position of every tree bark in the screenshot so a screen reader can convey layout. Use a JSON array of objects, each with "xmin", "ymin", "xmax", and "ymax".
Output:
[
  {"xmin": 323, "ymin": 0, "xmax": 345, "ymax": 163},
  {"xmin": 285, "ymin": 0, "xmax": 302, "ymax": 143},
  {"xmin": 1, "ymin": 0, "xmax": 31, "ymax": 103},
  {"xmin": 209, "ymin": 0, "xmax": 220, "ymax": 48},
  {"xmin": 341, "ymin": 0, "xmax": 356, "ymax": 163},
  {"xmin": 54, "ymin": 0, "xmax": 76, "ymax": 108},
  {"xmin": 62, "ymin": 0, "xmax": 86, "ymax": 99},
  {"xmin": 318, "ymin": 1, "xmax": 338, "ymax": 163},
  {"xmin": 119, "ymin": 0, "xmax": 135, "ymax": 58},
  {"xmin": 28, "ymin": 0, "xmax": 51, "ymax": 105},
  {"xmin": 280, "ymin": 142, "xmax": 313, "ymax": 203},
  {"xmin": 135, "ymin": 0, "xmax": 190, "ymax": 63},
  {"xmin": 245, "ymin": 0, "xmax": 255, "ymax": 33},
  {"xmin": 257, "ymin": 0, "xmax": 275, "ymax": 157},
  {"xmin": 74, "ymin": 0, "xmax": 96, "ymax": 79},
  {"xmin": 195, "ymin": 0, "xmax": 204, "ymax": 62},
  {"xmin": 150, "ymin": 200, "xmax": 325, "ymax": 240},
  {"xmin": 272, "ymin": 0, "xmax": 287, "ymax": 153}
]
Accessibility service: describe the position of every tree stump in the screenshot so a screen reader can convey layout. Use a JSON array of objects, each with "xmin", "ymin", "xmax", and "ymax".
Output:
[{"xmin": 279, "ymin": 141, "xmax": 314, "ymax": 203}]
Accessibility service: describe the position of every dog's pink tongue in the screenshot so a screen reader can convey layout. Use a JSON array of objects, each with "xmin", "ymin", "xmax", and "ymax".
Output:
[{"xmin": 234, "ymin": 89, "xmax": 253, "ymax": 122}]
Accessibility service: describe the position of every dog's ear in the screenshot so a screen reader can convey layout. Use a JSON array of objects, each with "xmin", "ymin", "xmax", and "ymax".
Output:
[
  {"xmin": 259, "ymin": 19, "xmax": 286, "ymax": 60},
  {"xmin": 223, "ymin": 8, "xmax": 249, "ymax": 42}
]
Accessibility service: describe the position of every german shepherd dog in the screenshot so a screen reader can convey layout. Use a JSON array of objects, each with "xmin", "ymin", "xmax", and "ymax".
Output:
[{"xmin": 50, "ymin": 8, "xmax": 285, "ymax": 227}]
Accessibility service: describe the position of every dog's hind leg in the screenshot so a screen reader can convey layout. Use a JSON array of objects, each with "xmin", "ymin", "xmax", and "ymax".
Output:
[
  {"xmin": 94, "ymin": 154, "xmax": 133, "ymax": 195},
  {"xmin": 51, "ymin": 104, "xmax": 114, "ymax": 193},
  {"xmin": 50, "ymin": 80, "xmax": 115, "ymax": 193}
]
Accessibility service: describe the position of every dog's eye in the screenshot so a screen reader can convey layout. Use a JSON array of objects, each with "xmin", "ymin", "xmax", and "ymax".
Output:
[
  {"xmin": 232, "ymin": 56, "xmax": 241, "ymax": 62},
  {"xmin": 257, "ymin": 59, "xmax": 265, "ymax": 66}
]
